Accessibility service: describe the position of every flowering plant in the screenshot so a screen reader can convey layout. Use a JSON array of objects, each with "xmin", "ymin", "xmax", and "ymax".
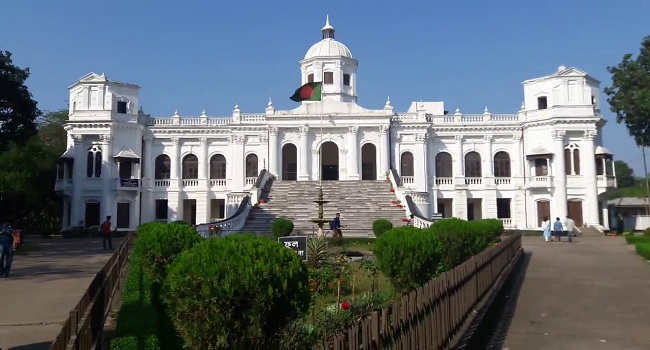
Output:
[{"xmin": 341, "ymin": 301, "xmax": 350, "ymax": 311}]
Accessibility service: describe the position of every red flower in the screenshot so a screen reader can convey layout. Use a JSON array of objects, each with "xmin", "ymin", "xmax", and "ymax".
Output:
[
  {"xmin": 259, "ymin": 200, "xmax": 266, "ymax": 204},
  {"xmin": 402, "ymin": 218, "xmax": 408, "ymax": 222},
  {"xmin": 389, "ymin": 189, "xmax": 395, "ymax": 192},
  {"xmin": 341, "ymin": 301, "xmax": 350, "ymax": 310}
]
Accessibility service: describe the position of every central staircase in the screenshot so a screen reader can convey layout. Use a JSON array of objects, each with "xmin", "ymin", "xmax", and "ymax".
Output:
[{"xmin": 241, "ymin": 180, "xmax": 409, "ymax": 237}]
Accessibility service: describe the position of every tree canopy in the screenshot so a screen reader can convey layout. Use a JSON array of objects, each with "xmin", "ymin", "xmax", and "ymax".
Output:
[
  {"xmin": 0, "ymin": 51, "xmax": 40, "ymax": 151},
  {"xmin": 604, "ymin": 36, "xmax": 650, "ymax": 147},
  {"xmin": 614, "ymin": 160, "xmax": 635, "ymax": 188}
]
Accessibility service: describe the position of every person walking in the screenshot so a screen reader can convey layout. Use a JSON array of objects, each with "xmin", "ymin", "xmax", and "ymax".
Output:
[
  {"xmin": 0, "ymin": 223, "xmax": 15, "ymax": 277},
  {"xmin": 542, "ymin": 216, "xmax": 552, "ymax": 242},
  {"xmin": 330, "ymin": 213, "xmax": 343, "ymax": 238},
  {"xmin": 565, "ymin": 215, "xmax": 580, "ymax": 242},
  {"xmin": 100, "ymin": 216, "xmax": 114, "ymax": 250},
  {"xmin": 553, "ymin": 217, "xmax": 564, "ymax": 242}
]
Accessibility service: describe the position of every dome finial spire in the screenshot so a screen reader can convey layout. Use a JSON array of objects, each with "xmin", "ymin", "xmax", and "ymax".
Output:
[{"xmin": 321, "ymin": 15, "xmax": 335, "ymax": 39}]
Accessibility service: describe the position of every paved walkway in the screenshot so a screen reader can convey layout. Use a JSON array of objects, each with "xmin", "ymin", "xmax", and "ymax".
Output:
[
  {"xmin": 487, "ymin": 235, "xmax": 650, "ymax": 350},
  {"xmin": 0, "ymin": 237, "xmax": 121, "ymax": 350}
]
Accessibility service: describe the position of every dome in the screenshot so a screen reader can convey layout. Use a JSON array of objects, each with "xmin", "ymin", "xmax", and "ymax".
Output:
[
  {"xmin": 303, "ymin": 15, "xmax": 353, "ymax": 60},
  {"xmin": 304, "ymin": 39, "xmax": 353, "ymax": 59}
]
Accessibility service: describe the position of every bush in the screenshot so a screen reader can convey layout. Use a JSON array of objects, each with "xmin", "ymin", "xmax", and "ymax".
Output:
[
  {"xmin": 163, "ymin": 234, "xmax": 311, "ymax": 349},
  {"xmin": 643, "ymin": 227, "xmax": 650, "ymax": 237},
  {"xmin": 133, "ymin": 222, "xmax": 202, "ymax": 282},
  {"xmin": 372, "ymin": 219, "xmax": 393, "ymax": 238},
  {"xmin": 626, "ymin": 235, "xmax": 650, "ymax": 245},
  {"xmin": 373, "ymin": 226, "xmax": 441, "ymax": 292},
  {"xmin": 470, "ymin": 219, "xmax": 504, "ymax": 243},
  {"xmin": 170, "ymin": 220, "xmax": 191, "ymax": 226},
  {"xmin": 636, "ymin": 243, "xmax": 650, "ymax": 260},
  {"xmin": 271, "ymin": 218, "xmax": 294, "ymax": 238},
  {"xmin": 428, "ymin": 218, "xmax": 477, "ymax": 271}
]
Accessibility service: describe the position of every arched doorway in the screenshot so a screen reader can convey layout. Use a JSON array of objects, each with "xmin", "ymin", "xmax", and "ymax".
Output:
[
  {"xmin": 281, "ymin": 143, "xmax": 298, "ymax": 180},
  {"xmin": 361, "ymin": 143, "xmax": 377, "ymax": 180},
  {"xmin": 320, "ymin": 141, "xmax": 339, "ymax": 181}
]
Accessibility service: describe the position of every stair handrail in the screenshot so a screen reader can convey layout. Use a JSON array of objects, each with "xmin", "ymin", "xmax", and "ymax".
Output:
[
  {"xmin": 404, "ymin": 194, "xmax": 435, "ymax": 229},
  {"xmin": 196, "ymin": 169, "xmax": 271, "ymax": 237},
  {"xmin": 387, "ymin": 168, "xmax": 411, "ymax": 217}
]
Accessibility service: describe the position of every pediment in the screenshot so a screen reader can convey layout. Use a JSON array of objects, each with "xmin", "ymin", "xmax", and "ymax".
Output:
[
  {"xmin": 557, "ymin": 67, "xmax": 588, "ymax": 78},
  {"xmin": 68, "ymin": 72, "xmax": 107, "ymax": 89}
]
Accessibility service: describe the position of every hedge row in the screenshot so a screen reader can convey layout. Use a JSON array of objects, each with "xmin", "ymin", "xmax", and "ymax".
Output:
[
  {"xmin": 625, "ymin": 235, "xmax": 650, "ymax": 245},
  {"xmin": 373, "ymin": 218, "xmax": 503, "ymax": 292},
  {"xmin": 636, "ymin": 243, "xmax": 650, "ymax": 260}
]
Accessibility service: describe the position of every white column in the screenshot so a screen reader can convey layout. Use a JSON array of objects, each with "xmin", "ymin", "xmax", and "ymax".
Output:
[
  {"xmin": 133, "ymin": 193, "xmax": 141, "ymax": 228},
  {"xmin": 199, "ymin": 137, "xmax": 208, "ymax": 179},
  {"xmin": 484, "ymin": 135, "xmax": 493, "ymax": 177},
  {"xmin": 298, "ymin": 125, "xmax": 310, "ymax": 181},
  {"xmin": 144, "ymin": 137, "xmax": 153, "ymax": 178},
  {"xmin": 170, "ymin": 137, "xmax": 181, "ymax": 188},
  {"xmin": 100, "ymin": 135, "xmax": 113, "ymax": 220},
  {"xmin": 432, "ymin": 190, "xmax": 439, "ymax": 214},
  {"xmin": 71, "ymin": 135, "xmax": 85, "ymax": 226},
  {"xmin": 512, "ymin": 134, "xmax": 523, "ymax": 177},
  {"xmin": 415, "ymin": 134, "xmax": 428, "ymax": 190},
  {"xmin": 553, "ymin": 130, "xmax": 568, "ymax": 219},
  {"xmin": 453, "ymin": 135, "xmax": 464, "ymax": 178},
  {"xmin": 347, "ymin": 126, "xmax": 360, "ymax": 180},
  {"xmin": 582, "ymin": 130, "xmax": 599, "ymax": 226},
  {"xmin": 379, "ymin": 125, "xmax": 389, "ymax": 175},
  {"xmin": 268, "ymin": 127, "xmax": 279, "ymax": 176}
]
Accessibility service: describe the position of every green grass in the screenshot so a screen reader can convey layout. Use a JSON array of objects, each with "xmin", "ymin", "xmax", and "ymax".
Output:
[
  {"xmin": 635, "ymin": 243, "xmax": 650, "ymax": 261},
  {"xmin": 325, "ymin": 237, "xmax": 375, "ymax": 252},
  {"xmin": 625, "ymin": 236, "xmax": 650, "ymax": 245}
]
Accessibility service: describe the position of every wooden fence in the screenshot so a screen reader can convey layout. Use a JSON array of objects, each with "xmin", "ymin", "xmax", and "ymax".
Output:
[
  {"xmin": 49, "ymin": 234, "xmax": 135, "ymax": 350},
  {"xmin": 322, "ymin": 233, "xmax": 523, "ymax": 350}
]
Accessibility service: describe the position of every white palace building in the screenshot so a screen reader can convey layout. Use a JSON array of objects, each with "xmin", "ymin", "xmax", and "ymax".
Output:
[{"xmin": 56, "ymin": 17, "xmax": 618, "ymax": 232}]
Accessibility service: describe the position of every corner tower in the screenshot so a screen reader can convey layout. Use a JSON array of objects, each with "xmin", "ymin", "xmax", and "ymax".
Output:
[{"xmin": 300, "ymin": 16, "xmax": 358, "ymax": 103}]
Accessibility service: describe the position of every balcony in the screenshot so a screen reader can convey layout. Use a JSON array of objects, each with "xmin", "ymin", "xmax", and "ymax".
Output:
[
  {"xmin": 54, "ymin": 179, "xmax": 73, "ymax": 191},
  {"xmin": 464, "ymin": 177, "xmax": 482, "ymax": 186},
  {"xmin": 183, "ymin": 179, "xmax": 200, "ymax": 188},
  {"xmin": 115, "ymin": 178, "xmax": 141, "ymax": 191},
  {"xmin": 209, "ymin": 179, "xmax": 227, "ymax": 189},
  {"xmin": 435, "ymin": 177, "xmax": 453, "ymax": 186},
  {"xmin": 494, "ymin": 177, "xmax": 512, "ymax": 186},
  {"xmin": 597, "ymin": 175, "xmax": 617, "ymax": 188},
  {"xmin": 527, "ymin": 175, "xmax": 552, "ymax": 188},
  {"xmin": 245, "ymin": 177, "xmax": 257, "ymax": 186},
  {"xmin": 401, "ymin": 176, "xmax": 415, "ymax": 185},
  {"xmin": 154, "ymin": 179, "xmax": 170, "ymax": 188}
]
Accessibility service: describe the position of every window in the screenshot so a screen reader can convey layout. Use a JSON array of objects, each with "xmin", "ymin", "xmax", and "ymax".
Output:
[
  {"xmin": 565, "ymin": 144, "xmax": 581, "ymax": 175},
  {"xmin": 119, "ymin": 161, "xmax": 133, "ymax": 178},
  {"xmin": 182, "ymin": 154, "xmax": 199, "ymax": 179},
  {"xmin": 307, "ymin": 74, "xmax": 314, "ymax": 83},
  {"xmin": 155, "ymin": 199, "xmax": 169, "ymax": 220},
  {"xmin": 496, "ymin": 198, "xmax": 511, "ymax": 219},
  {"xmin": 493, "ymin": 151, "xmax": 511, "ymax": 177},
  {"xmin": 537, "ymin": 96, "xmax": 548, "ymax": 110},
  {"xmin": 245, "ymin": 154, "xmax": 259, "ymax": 177},
  {"xmin": 343, "ymin": 73, "xmax": 351, "ymax": 86},
  {"xmin": 117, "ymin": 101, "xmax": 128, "ymax": 114},
  {"xmin": 435, "ymin": 152, "xmax": 452, "ymax": 177},
  {"xmin": 323, "ymin": 71, "xmax": 334, "ymax": 84},
  {"xmin": 464, "ymin": 151, "xmax": 482, "ymax": 177},
  {"xmin": 591, "ymin": 95, "xmax": 596, "ymax": 105},
  {"xmin": 86, "ymin": 146, "xmax": 102, "ymax": 178},
  {"xmin": 210, "ymin": 154, "xmax": 227, "ymax": 179},
  {"xmin": 154, "ymin": 155, "xmax": 171, "ymax": 179},
  {"xmin": 534, "ymin": 158, "xmax": 548, "ymax": 176},
  {"xmin": 573, "ymin": 149, "xmax": 580, "ymax": 175},
  {"xmin": 400, "ymin": 152, "xmax": 414, "ymax": 177}
]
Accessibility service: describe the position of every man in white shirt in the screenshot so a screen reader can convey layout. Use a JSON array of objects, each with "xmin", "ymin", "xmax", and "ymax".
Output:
[{"xmin": 565, "ymin": 215, "xmax": 581, "ymax": 242}]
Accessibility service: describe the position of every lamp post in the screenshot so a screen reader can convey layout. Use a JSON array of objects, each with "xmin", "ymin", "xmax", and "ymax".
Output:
[{"xmin": 310, "ymin": 106, "xmax": 329, "ymax": 236}]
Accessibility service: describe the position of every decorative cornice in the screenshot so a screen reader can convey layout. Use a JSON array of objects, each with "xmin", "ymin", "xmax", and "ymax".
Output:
[
  {"xmin": 199, "ymin": 137, "xmax": 208, "ymax": 145},
  {"xmin": 483, "ymin": 134, "xmax": 493, "ymax": 142},
  {"xmin": 99, "ymin": 135, "xmax": 112, "ymax": 144},
  {"xmin": 553, "ymin": 130, "xmax": 566, "ymax": 141},
  {"xmin": 348, "ymin": 126, "xmax": 358, "ymax": 134},
  {"xmin": 583, "ymin": 130, "xmax": 597, "ymax": 141},
  {"xmin": 415, "ymin": 133, "xmax": 429, "ymax": 143},
  {"xmin": 171, "ymin": 137, "xmax": 180, "ymax": 145},
  {"xmin": 512, "ymin": 133, "xmax": 522, "ymax": 141},
  {"xmin": 229, "ymin": 135, "xmax": 246, "ymax": 144},
  {"xmin": 299, "ymin": 125, "xmax": 310, "ymax": 135},
  {"xmin": 72, "ymin": 134, "xmax": 83, "ymax": 144},
  {"xmin": 260, "ymin": 135, "xmax": 269, "ymax": 143},
  {"xmin": 379, "ymin": 125, "xmax": 389, "ymax": 134},
  {"xmin": 454, "ymin": 135, "xmax": 464, "ymax": 142},
  {"xmin": 269, "ymin": 126, "xmax": 279, "ymax": 135}
]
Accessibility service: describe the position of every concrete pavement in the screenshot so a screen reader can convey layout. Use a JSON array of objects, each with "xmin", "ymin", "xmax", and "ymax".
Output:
[
  {"xmin": 0, "ymin": 237, "xmax": 121, "ymax": 350},
  {"xmin": 486, "ymin": 235, "xmax": 650, "ymax": 350}
]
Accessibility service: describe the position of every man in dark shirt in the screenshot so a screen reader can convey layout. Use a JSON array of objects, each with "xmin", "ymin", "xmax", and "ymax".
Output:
[
  {"xmin": 331, "ymin": 213, "xmax": 343, "ymax": 238},
  {"xmin": 0, "ymin": 223, "xmax": 15, "ymax": 277}
]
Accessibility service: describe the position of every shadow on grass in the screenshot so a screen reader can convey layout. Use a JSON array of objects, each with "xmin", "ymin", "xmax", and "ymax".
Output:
[{"xmin": 454, "ymin": 251, "xmax": 532, "ymax": 350}]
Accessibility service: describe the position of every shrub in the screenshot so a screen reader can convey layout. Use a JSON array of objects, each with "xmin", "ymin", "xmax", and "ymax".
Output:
[
  {"xmin": 626, "ymin": 235, "xmax": 650, "ymax": 245},
  {"xmin": 133, "ymin": 222, "xmax": 202, "ymax": 282},
  {"xmin": 170, "ymin": 220, "xmax": 191, "ymax": 226},
  {"xmin": 428, "ymin": 218, "xmax": 477, "ymax": 271},
  {"xmin": 306, "ymin": 236, "xmax": 330, "ymax": 268},
  {"xmin": 643, "ymin": 227, "xmax": 650, "ymax": 237},
  {"xmin": 271, "ymin": 218, "xmax": 294, "ymax": 238},
  {"xmin": 163, "ymin": 234, "xmax": 311, "ymax": 349},
  {"xmin": 470, "ymin": 219, "xmax": 504, "ymax": 244},
  {"xmin": 373, "ymin": 226, "xmax": 441, "ymax": 292},
  {"xmin": 372, "ymin": 219, "xmax": 393, "ymax": 238},
  {"xmin": 636, "ymin": 243, "xmax": 650, "ymax": 260}
]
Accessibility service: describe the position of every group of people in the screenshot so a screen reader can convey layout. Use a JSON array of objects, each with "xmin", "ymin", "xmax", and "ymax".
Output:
[
  {"xmin": 0, "ymin": 223, "xmax": 16, "ymax": 277},
  {"xmin": 541, "ymin": 215, "xmax": 580, "ymax": 242}
]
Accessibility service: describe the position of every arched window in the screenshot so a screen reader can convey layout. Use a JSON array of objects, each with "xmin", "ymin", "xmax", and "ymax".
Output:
[
  {"xmin": 86, "ymin": 146, "xmax": 102, "ymax": 178},
  {"xmin": 464, "ymin": 151, "xmax": 482, "ymax": 177},
  {"xmin": 154, "ymin": 154, "xmax": 171, "ymax": 179},
  {"xmin": 245, "ymin": 154, "xmax": 259, "ymax": 177},
  {"xmin": 564, "ymin": 144, "xmax": 581, "ymax": 175},
  {"xmin": 435, "ymin": 152, "xmax": 452, "ymax": 177},
  {"xmin": 493, "ymin": 151, "xmax": 511, "ymax": 177},
  {"xmin": 210, "ymin": 154, "xmax": 227, "ymax": 179},
  {"xmin": 182, "ymin": 154, "xmax": 199, "ymax": 179},
  {"xmin": 400, "ymin": 152, "xmax": 414, "ymax": 177}
]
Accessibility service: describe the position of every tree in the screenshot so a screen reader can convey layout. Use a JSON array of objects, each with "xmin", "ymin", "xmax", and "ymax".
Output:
[
  {"xmin": 614, "ymin": 160, "xmax": 636, "ymax": 188},
  {"xmin": 0, "ymin": 51, "xmax": 40, "ymax": 152},
  {"xmin": 38, "ymin": 109, "xmax": 68, "ymax": 155}
]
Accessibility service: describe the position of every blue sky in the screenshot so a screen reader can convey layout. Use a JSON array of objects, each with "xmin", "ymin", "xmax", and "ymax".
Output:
[{"xmin": 2, "ymin": 0, "xmax": 649, "ymax": 174}]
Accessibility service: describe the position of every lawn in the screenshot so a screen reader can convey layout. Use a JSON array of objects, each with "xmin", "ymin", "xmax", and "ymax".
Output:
[{"xmin": 624, "ymin": 235, "xmax": 650, "ymax": 261}]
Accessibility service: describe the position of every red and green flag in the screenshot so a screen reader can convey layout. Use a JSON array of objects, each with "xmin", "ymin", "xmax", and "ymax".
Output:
[{"xmin": 290, "ymin": 82, "xmax": 322, "ymax": 102}]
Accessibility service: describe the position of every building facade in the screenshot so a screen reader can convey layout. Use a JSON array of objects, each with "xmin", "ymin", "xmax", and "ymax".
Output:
[{"xmin": 56, "ymin": 17, "xmax": 617, "ymax": 231}]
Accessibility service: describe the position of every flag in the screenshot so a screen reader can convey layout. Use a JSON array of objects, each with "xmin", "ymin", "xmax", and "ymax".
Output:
[{"xmin": 290, "ymin": 82, "xmax": 322, "ymax": 102}]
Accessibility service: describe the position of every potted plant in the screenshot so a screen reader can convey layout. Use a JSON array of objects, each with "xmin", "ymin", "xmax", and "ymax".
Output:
[
  {"xmin": 384, "ymin": 170, "xmax": 390, "ymax": 181},
  {"xmin": 253, "ymin": 202, "xmax": 260, "ymax": 209}
]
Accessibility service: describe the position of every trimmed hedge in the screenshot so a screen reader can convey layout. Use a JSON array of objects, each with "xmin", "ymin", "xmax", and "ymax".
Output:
[
  {"xmin": 373, "ymin": 226, "xmax": 441, "ymax": 292},
  {"xmin": 372, "ymin": 219, "xmax": 393, "ymax": 238},
  {"xmin": 271, "ymin": 218, "xmax": 294, "ymax": 238},
  {"xmin": 162, "ymin": 234, "xmax": 311, "ymax": 349},
  {"xmin": 625, "ymin": 235, "xmax": 650, "ymax": 245},
  {"xmin": 636, "ymin": 243, "xmax": 650, "ymax": 260},
  {"xmin": 133, "ymin": 222, "xmax": 202, "ymax": 283},
  {"xmin": 644, "ymin": 227, "xmax": 650, "ymax": 237}
]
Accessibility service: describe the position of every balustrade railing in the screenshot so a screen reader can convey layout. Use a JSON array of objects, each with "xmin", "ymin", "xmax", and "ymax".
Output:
[
  {"xmin": 209, "ymin": 179, "xmax": 227, "ymax": 187},
  {"xmin": 494, "ymin": 177, "xmax": 512, "ymax": 185},
  {"xmin": 182, "ymin": 179, "xmax": 199, "ymax": 187},
  {"xmin": 154, "ymin": 179, "xmax": 170, "ymax": 187},
  {"xmin": 401, "ymin": 175, "xmax": 415, "ymax": 185},
  {"xmin": 464, "ymin": 177, "xmax": 482, "ymax": 185},
  {"xmin": 435, "ymin": 177, "xmax": 453, "ymax": 186}
]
